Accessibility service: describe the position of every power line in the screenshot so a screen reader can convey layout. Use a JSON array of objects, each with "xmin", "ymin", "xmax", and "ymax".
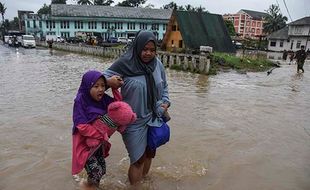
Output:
[
  {"xmin": 283, "ymin": 0, "xmax": 293, "ymax": 21},
  {"xmin": 275, "ymin": 0, "xmax": 283, "ymax": 15}
]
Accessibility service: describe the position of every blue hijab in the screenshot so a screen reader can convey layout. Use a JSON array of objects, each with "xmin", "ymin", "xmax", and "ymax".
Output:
[{"xmin": 72, "ymin": 70, "xmax": 113, "ymax": 134}]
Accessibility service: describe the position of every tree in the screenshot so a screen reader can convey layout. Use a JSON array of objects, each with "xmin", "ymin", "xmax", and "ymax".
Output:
[
  {"xmin": 224, "ymin": 20, "xmax": 236, "ymax": 36},
  {"xmin": 51, "ymin": 0, "xmax": 67, "ymax": 4},
  {"xmin": 94, "ymin": 0, "xmax": 114, "ymax": 5},
  {"xmin": 162, "ymin": 1, "xmax": 177, "ymax": 10},
  {"xmin": 9, "ymin": 17, "xmax": 19, "ymax": 30},
  {"xmin": 185, "ymin": 4, "xmax": 194, "ymax": 11},
  {"xmin": 195, "ymin": 5, "xmax": 205, "ymax": 12},
  {"xmin": 144, "ymin": 3, "xmax": 154, "ymax": 8},
  {"xmin": 162, "ymin": 2, "xmax": 206, "ymax": 12},
  {"xmin": 0, "ymin": 2, "xmax": 7, "ymax": 24},
  {"xmin": 77, "ymin": 0, "xmax": 93, "ymax": 5},
  {"xmin": 263, "ymin": 4, "xmax": 287, "ymax": 34},
  {"xmin": 117, "ymin": 0, "xmax": 146, "ymax": 7},
  {"xmin": 37, "ymin": 4, "xmax": 51, "ymax": 15},
  {"xmin": 3, "ymin": 18, "xmax": 9, "ymax": 32}
]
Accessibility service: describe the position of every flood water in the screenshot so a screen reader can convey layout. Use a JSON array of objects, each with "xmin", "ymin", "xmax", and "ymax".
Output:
[{"xmin": 1, "ymin": 45, "xmax": 310, "ymax": 190}]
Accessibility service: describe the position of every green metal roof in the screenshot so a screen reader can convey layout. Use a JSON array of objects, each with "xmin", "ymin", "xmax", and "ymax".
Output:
[{"xmin": 175, "ymin": 11, "xmax": 235, "ymax": 53}]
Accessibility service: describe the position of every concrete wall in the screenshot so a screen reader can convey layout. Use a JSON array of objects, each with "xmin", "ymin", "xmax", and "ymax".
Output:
[{"xmin": 37, "ymin": 41, "xmax": 211, "ymax": 74}]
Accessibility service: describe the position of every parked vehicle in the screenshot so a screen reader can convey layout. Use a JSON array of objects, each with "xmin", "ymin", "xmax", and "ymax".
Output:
[
  {"xmin": 67, "ymin": 37, "xmax": 84, "ymax": 44},
  {"xmin": 56, "ymin": 36, "xmax": 65, "ymax": 42},
  {"xmin": 21, "ymin": 35, "xmax": 36, "ymax": 48},
  {"xmin": 4, "ymin": 35, "xmax": 12, "ymax": 44},
  {"xmin": 107, "ymin": 37, "xmax": 118, "ymax": 43},
  {"xmin": 117, "ymin": 37, "xmax": 128, "ymax": 44},
  {"xmin": 45, "ymin": 35, "xmax": 65, "ymax": 43},
  {"xmin": 46, "ymin": 35, "xmax": 57, "ymax": 42},
  {"xmin": 128, "ymin": 36, "xmax": 135, "ymax": 43}
]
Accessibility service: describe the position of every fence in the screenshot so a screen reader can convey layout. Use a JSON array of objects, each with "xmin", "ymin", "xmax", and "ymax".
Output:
[{"xmin": 37, "ymin": 41, "xmax": 210, "ymax": 74}]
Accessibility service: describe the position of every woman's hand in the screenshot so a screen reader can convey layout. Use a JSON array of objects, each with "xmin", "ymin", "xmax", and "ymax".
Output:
[
  {"xmin": 107, "ymin": 75, "xmax": 124, "ymax": 89},
  {"xmin": 160, "ymin": 103, "xmax": 169, "ymax": 112}
]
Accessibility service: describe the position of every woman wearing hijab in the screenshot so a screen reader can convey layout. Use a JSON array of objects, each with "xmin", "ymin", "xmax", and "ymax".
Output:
[{"xmin": 104, "ymin": 30, "xmax": 171, "ymax": 185}]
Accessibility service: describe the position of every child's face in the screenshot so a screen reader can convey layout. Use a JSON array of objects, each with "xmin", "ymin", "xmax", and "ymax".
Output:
[
  {"xmin": 140, "ymin": 41, "xmax": 156, "ymax": 63},
  {"xmin": 90, "ymin": 77, "xmax": 106, "ymax": 101}
]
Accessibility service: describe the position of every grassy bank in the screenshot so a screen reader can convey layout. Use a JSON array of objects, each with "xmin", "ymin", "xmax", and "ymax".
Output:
[{"xmin": 209, "ymin": 52, "xmax": 274, "ymax": 75}]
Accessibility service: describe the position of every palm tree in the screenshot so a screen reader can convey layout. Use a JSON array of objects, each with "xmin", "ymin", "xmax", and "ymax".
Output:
[
  {"xmin": 94, "ymin": 0, "xmax": 114, "ymax": 5},
  {"xmin": 51, "ymin": 0, "xmax": 67, "ymax": 4},
  {"xmin": 263, "ymin": 4, "xmax": 288, "ymax": 34},
  {"xmin": 77, "ymin": 0, "xmax": 93, "ymax": 5},
  {"xmin": 195, "ymin": 5, "xmax": 205, "ymax": 12},
  {"xmin": 0, "ymin": 2, "xmax": 7, "ymax": 24},
  {"xmin": 185, "ymin": 4, "xmax": 194, "ymax": 11}
]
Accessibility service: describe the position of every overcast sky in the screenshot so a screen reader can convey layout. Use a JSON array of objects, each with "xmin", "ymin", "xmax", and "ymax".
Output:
[{"xmin": 1, "ymin": 0, "xmax": 309, "ymax": 22}]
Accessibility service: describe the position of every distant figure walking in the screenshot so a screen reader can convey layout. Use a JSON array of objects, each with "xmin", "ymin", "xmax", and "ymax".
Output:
[
  {"xmin": 282, "ymin": 49, "xmax": 288, "ymax": 61},
  {"xmin": 289, "ymin": 51, "xmax": 294, "ymax": 65},
  {"xmin": 294, "ymin": 45, "xmax": 307, "ymax": 73}
]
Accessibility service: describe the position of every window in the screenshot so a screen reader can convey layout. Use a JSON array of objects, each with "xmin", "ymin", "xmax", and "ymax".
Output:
[
  {"xmin": 280, "ymin": 40, "xmax": 284, "ymax": 47},
  {"xmin": 270, "ymin": 41, "xmax": 276, "ymax": 47},
  {"xmin": 172, "ymin": 25, "xmax": 177, "ymax": 31},
  {"xmin": 27, "ymin": 21, "xmax": 30, "ymax": 28},
  {"xmin": 114, "ymin": 22, "xmax": 123, "ymax": 30},
  {"xmin": 139, "ymin": 23, "xmax": 147, "ymax": 30},
  {"xmin": 75, "ymin": 21, "xmax": 83, "ymax": 29},
  {"xmin": 88, "ymin": 21, "xmax": 97, "ymax": 29},
  {"xmin": 33, "ymin": 20, "xmax": 36, "ymax": 28},
  {"xmin": 61, "ymin": 32, "xmax": 70, "ymax": 38},
  {"xmin": 171, "ymin": 40, "xmax": 174, "ymax": 45},
  {"xmin": 39, "ymin": 21, "xmax": 42, "ymax": 28},
  {"xmin": 127, "ymin": 22, "xmax": 135, "ymax": 30},
  {"xmin": 102, "ymin": 22, "xmax": 110, "ymax": 29},
  {"xmin": 294, "ymin": 27, "xmax": 302, "ymax": 34},
  {"xmin": 151, "ymin": 23, "xmax": 159, "ymax": 30},
  {"xmin": 179, "ymin": 40, "xmax": 183, "ymax": 48},
  {"xmin": 290, "ymin": 40, "xmax": 294, "ymax": 49},
  {"xmin": 163, "ymin": 24, "xmax": 167, "ymax": 30},
  {"xmin": 296, "ymin": 41, "xmax": 301, "ymax": 48}
]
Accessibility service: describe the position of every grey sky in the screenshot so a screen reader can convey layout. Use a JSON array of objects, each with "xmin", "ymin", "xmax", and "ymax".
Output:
[{"xmin": 1, "ymin": 0, "xmax": 309, "ymax": 22}]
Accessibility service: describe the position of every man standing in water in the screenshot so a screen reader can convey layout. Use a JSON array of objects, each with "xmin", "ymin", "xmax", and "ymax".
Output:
[{"xmin": 295, "ymin": 45, "xmax": 307, "ymax": 73}]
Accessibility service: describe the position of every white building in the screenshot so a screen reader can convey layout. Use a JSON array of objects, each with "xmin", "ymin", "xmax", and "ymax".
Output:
[{"xmin": 268, "ymin": 16, "xmax": 310, "ymax": 52}]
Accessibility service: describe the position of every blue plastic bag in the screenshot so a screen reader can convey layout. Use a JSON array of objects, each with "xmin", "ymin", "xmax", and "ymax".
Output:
[{"xmin": 147, "ymin": 122, "xmax": 170, "ymax": 150}]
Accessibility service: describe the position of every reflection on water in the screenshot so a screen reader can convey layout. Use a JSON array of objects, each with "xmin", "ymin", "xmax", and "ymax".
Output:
[{"xmin": 1, "ymin": 45, "xmax": 310, "ymax": 190}]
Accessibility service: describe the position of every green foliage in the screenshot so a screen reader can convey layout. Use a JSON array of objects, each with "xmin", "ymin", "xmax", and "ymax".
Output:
[
  {"xmin": 224, "ymin": 20, "xmax": 236, "ymax": 36},
  {"xmin": 162, "ymin": 1, "xmax": 206, "ymax": 12},
  {"xmin": 37, "ymin": 4, "xmax": 51, "ymax": 15},
  {"xmin": 94, "ymin": 0, "xmax": 114, "ymax": 5},
  {"xmin": 162, "ymin": 2, "xmax": 178, "ymax": 10},
  {"xmin": 211, "ymin": 52, "xmax": 274, "ymax": 73},
  {"xmin": 263, "ymin": 4, "xmax": 287, "ymax": 34},
  {"xmin": 184, "ymin": 4, "xmax": 194, "ymax": 11},
  {"xmin": 76, "ymin": 0, "xmax": 93, "ymax": 5},
  {"xmin": 51, "ymin": 0, "xmax": 67, "ymax": 4},
  {"xmin": 0, "ymin": 1, "xmax": 7, "ymax": 23},
  {"xmin": 117, "ymin": 0, "xmax": 146, "ymax": 7},
  {"xmin": 9, "ymin": 17, "xmax": 19, "ymax": 30}
]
